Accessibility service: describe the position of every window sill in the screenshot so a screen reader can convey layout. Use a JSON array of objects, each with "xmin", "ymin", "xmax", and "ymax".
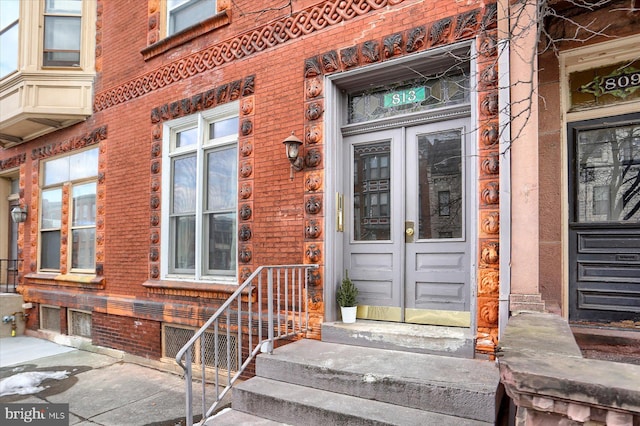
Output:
[
  {"xmin": 24, "ymin": 272, "xmax": 105, "ymax": 289},
  {"xmin": 141, "ymin": 10, "xmax": 231, "ymax": 61},
  {"xmin": 143, "ymin": 279, "xmax": 252, "ymax": 300}
]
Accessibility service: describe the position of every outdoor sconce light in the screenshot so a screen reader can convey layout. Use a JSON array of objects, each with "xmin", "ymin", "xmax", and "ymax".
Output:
[
  {"xmin": 283, "ymin": 131, "xmax": 304, "ymax": 180},
  {"xmin": 11, "ymin": 205, "xmax": 28, "ymax": 223}
]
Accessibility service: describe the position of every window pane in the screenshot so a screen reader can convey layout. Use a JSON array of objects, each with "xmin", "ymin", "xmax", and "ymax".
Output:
[
  {"xmin": 172, "ymin": 155, "xmax": 197, "ymax": 213},
  {"xmin": 44, "ymin": 157, "xmax": 70, "ymax": 186},
  {"xmin": 41, "ymin": 231, "xmax": 61, "ymax": 270},
  {"xmin": 71, "ymin": 228, "xmax": 95, "ymax": 269},
  {"xmin": 418, "ymin": 130, "xmax": 463, "ymax": 239},
  {"xmin": 176, "ymin": 127, "xmax": 198, "ymax": 148},
  {"xmin": 209, "ymin": 117, "xmax": 238, "ymax": 139},
  {"xmin": 207, "ymin": 146, "xmax": 237, "ymax": 211},
  {"xmin": 207, "ymin": 212, "xmax": 236, "ymax": 274},
  {"xmin": 41, "ymin": 188, "xmax": 62, "ymax": 229},
  {"xmin": 69, "ymin": 148, "xmax": 98, "ymax": 180},
  {"xmin": 45, "ymin": 0, "xmax": 82, "ymax": 14},
  {"xmin": 44, "ymin": 16, "xmax": 81, "ymax": 66},
  {"xmin": 1, "ymin": 0, "xmax": 19, "ymax": 29},
  {"xmin": 0, "ymin": 20, "xmax": 18, "ymax": 79},
  {"xmin": 353, "ymin": 142, "xmax": 391, "ymax": 241},
  {"xmin": 72, "ymin": 182, "xmax": 96, "ymax": 226},
  {"xmin": 173, "ymin": 215, "xmax": 196, "ymax": 270},
  {"xmin": 577, "ymin": 123, "xmax": 640, "ymax": 222},
  {"xmin": 169, "ymin": 0, "xmax": 216, "ymax": 35}
]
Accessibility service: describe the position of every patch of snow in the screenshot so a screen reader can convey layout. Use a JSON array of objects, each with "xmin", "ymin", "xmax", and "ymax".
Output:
[
  {"xmin": 210, "ymin": 407, "xmax": 232, "ymax": 419},
  {"xmin": 0, "ymin": 371, "xmax": 70, "ymax": 397},
  {"xmin": 362, "ymin": 373, "xmax": 377, "ymax": 383}
]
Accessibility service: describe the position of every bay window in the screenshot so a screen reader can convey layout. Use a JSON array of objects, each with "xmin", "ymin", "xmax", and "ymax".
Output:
[
  {"xmin": 43, "ymin": 0, "xmax": 82, "ymax": 67},
  {"xmin": 163, "ymin": 102, "xmax": 238, "ymax": 281},
  {"xmin": 0, "ymin": 0, "xmax": 19, "ymax": 78}
]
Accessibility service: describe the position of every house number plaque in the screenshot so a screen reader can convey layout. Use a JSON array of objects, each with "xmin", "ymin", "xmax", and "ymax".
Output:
[{"xmin": 579, "ymin": 65, "xmax": 640, "ymax": 99}]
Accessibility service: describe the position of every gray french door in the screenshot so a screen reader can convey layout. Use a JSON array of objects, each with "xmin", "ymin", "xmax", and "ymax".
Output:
[
  {"xmin": 568, "ymin": 113, "xmax": 640, "ymax": 322},
  {"xmin": 343, "ymin": 119, "xmax": 472, "ymax": 326}
]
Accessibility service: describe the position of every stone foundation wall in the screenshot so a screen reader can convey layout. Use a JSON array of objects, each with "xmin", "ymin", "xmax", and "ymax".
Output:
[{"xmin": 498, "ymin": 313, "xmax": 640, "ymax": 426}]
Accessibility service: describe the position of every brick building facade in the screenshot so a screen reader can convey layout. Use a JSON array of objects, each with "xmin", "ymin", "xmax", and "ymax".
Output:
[{"xmin": 1, "ymin": 0, "xmax": 638, "ymax": 366}]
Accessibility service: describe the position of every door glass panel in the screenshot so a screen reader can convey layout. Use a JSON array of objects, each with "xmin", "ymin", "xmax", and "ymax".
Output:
[
  {"xmin": 353, "ymin": 141, "xmax": 391, "ymax": 241},
  {"xmin": 417, "ymin": 130, "xmax": 463, "ymax": 239},
  {"xmin": 576, "ymin": 123, "xmax": 640, "ymax": 222}
]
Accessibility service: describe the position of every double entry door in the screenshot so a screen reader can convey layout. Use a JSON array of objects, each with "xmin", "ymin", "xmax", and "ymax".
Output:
[{"xmin": 343, "ymin": 119, "xmax": 472, "ymax": 327}]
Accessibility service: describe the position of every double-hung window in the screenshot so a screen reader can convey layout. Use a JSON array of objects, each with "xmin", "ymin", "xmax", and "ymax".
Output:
[
  {"xmin": 163, "ymin": 102, "xmax": 238, "ymax": 282},
  {"xmin": 43, "ymin": 0, "xmax": 82, "ymax": 67},
  {"xmin": 167, "ymin": 0, "xmax": 217, "ymax": 36},
  {"xmin": 40, "ymin": 148, "xmax": 98, "ymax": 272}
]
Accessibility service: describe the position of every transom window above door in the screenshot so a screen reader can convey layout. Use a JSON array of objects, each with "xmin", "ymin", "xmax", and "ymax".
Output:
[{"xmin": 347, "ymin": 70, "xmax": 469, "ymax": 124}]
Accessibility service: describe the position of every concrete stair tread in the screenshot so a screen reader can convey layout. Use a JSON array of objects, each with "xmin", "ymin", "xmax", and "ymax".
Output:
[
  {"xmin": 322, "ymin": 320, "xmax": 474, "ymax": 357},
  {"xmin": 205, "ymin": 408, "xmax": 291, "ymax": 425},
  {"xmin": 234, "ymin": 376, "xmax": 491, "ymax": 426},
  {"xmin": 256, "ymin": 339, "xmax": 500, "ymax": 422}
]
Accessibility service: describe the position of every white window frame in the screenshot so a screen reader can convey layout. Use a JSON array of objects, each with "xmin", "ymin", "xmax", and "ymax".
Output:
[
  {"xmin": 39, "ymin": 147, "xmax": 99, "ymax": 274},
  {"xmin": 161, "ymin": 101, "xmax": 239, "ymax": 283},
  {"xmin": 42, "ymin": 0, "xmax": 82, "ymax": 68}
]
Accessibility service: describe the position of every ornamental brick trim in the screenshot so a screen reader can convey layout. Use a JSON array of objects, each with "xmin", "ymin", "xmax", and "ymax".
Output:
[
  {"xmin": 30, "ymin": 126, "xmax": 107, "ymax": 160},
  {"xmin": 94, "ymin": 0, "xmax": 405, "ymax": 112},
  {"xmin": 0, "ymin": 153, "xmax": 26, "ymax": 171}
]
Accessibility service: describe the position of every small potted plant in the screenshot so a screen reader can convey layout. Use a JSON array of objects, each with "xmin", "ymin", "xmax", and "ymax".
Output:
[{"xmin": 336, "ymin": 270, "xmax": 358, "ymax": 323}]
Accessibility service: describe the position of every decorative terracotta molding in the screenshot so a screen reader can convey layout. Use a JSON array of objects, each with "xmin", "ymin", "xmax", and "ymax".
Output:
[
  {"xmin": 96, "ymin": 0, "xmax": 406, "ymax": 112},
  {"xmin": 31, "ymin": 126, "xmax": 107, "ymax": 160},
  {"xmin": 95, "ymin": 0, "xmax": 104, "ymax": 72},
  {"xmin": 0, "ymin": 153, "xmax": 26, "ymax": 171}
]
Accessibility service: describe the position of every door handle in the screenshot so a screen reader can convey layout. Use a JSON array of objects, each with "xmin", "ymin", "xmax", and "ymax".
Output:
[{"xmin": 405, "ymin": 221, "xmax": 415, "ymax": 242}]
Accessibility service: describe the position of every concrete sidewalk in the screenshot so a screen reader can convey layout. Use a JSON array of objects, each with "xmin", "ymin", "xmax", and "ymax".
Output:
[{"xmin": 0, "ymin": 335, "xmax": 213, "ymax": 425}]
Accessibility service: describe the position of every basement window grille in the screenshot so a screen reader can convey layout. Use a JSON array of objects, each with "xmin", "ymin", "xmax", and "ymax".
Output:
[
  {"xmin": 40, "ymin": 305, "xmax": 61, "ymax": 332},
  {"xmin": 68, "ymin": 309, "xmax": 92, "ymax": 338},
  {"xmin": 163, "ymin": 324, "xmax": 237, "ymax": 372}
]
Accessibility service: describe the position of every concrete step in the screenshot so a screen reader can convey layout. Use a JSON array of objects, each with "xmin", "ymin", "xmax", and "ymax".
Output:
[
  {"xmin": 255, "ymin": 339, "xmax": 500, "ymax": 423},
  {"xmin": 205, "ymin": 407, "xmax": 290, "ymax": 425},
  {"xmin": 233, "ymin": 376, "xmax": 492, "ymax": 426},
  {"xmin": 321, "ymin": 320, "xmax": 475, "ymax": 358}
]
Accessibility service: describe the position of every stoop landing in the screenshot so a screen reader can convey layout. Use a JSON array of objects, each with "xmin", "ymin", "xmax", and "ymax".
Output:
[{"xmin": 321, "ymin": 319, "xmax": 475, "ymax": 358}]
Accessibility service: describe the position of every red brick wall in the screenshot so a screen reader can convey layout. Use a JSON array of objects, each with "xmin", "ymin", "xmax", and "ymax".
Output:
[{"xmin": 92, "ymin": 312, "xmax": 162, "ymax": 358}]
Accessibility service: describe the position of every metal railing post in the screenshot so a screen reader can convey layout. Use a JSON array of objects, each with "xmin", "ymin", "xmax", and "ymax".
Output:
[
  {"xmin": 184, "ymin": 347, "xmax": 193, "ymax": 426},
  {"xmin": 267, "ymin": 267, "xmax": 274, "ymax": 354}
]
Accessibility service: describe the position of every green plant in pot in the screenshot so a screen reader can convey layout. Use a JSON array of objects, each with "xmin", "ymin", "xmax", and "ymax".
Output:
[{"xmin": 336, "ymin": 270, "xmax": 358, "ymax": 323}]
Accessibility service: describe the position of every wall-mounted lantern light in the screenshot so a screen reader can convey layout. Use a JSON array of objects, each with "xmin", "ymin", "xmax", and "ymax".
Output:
[
  {"xmin": 283, "ymin": 131, "xmax": 304, "ymax": 180},
  {"xmin": 11, "ymin": 205, "xmax": 28, "ymax": 223}
]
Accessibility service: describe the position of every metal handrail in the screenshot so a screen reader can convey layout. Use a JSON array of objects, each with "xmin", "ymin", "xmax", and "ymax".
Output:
[
  {"xmin": 175, "ymin": 264, "xmax": 318, "ymax": 426},
  {"xmin": 0, "ymin": 259, "xmax": 22, "ymax": 293}
]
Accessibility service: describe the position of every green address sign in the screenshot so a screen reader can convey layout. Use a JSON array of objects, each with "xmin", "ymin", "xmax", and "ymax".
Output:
[{"xmin": 383, "ymin": 87, "xmax": 426, "ymax": 107}]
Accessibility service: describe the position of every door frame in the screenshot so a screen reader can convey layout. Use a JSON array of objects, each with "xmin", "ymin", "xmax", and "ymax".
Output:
[
  {"xmin": 567, "ymin": 112, "xmax": 640, "ymax": 322},
  {"xmin": 323, "ymin": 42, "xmax": 478, "ymax": 331},
  {"xmin": 559, "ymin": 34, "xmax": 640, "ymax": 318}
]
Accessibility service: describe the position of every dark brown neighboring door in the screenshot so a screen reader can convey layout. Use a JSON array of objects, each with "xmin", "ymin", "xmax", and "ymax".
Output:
[{"xmin": 568, "ymin": 112, "xmax": 640, "ymax": 322}]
